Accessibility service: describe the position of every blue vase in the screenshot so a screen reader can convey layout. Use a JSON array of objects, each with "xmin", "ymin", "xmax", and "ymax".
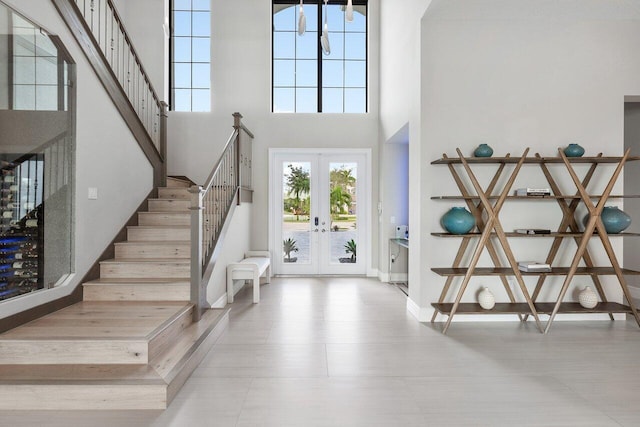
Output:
[
  {"xmin": 564, "ymin": 143, "xmax": 585, "ymax": 157},
  {"xmin": 474, "ymin": 144, "xmax": 494, "ymax": 158},
  {"xmin": 441, "ymin": 207, "xmax": 476, "ymax": 234},
  {"xmin": 583, "ymin": 206, "xmax": 632, "ymax": 234}
]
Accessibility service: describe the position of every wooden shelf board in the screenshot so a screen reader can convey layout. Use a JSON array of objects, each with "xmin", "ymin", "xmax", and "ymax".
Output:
[
  {"xmin": 431, "ymin": 156, "xmax": 640, "ymax": 165},
  {"xmin": 431, "ymin": 232, "xmax": 640, "ymax": 237},
  {"xmin": 431, "ymin": 195, "xmax": 639, "ymax": 200},
  {"xmin": 431, "ymin": 267, "xmax": 640, "ymax": 276},
  {"xmin": 432, "ymin": 302, "xmax": 633, "ymax": 315}
]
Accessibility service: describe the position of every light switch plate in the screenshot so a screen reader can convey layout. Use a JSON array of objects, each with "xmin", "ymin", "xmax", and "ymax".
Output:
[{"xmin": 88, "ymin": 187, "xmax": 98, "ymax": 200}]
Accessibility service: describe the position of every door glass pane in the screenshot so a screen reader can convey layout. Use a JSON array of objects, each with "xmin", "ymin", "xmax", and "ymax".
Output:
[
  {"xmin": 329, "ymin": 163, "xmax": 357, "ymax": 264},
  {"xmin": 282, "ymin": 162, "xmax": 311, "ymax": 264}
]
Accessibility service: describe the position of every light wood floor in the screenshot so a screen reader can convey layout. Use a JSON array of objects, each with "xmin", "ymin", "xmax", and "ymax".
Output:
[{"xmin": 2, "ymin": 277, "xmax": 640, "ymax": 426}]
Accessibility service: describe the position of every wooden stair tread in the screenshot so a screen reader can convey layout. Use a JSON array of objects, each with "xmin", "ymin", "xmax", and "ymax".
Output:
[
  {"xmin": 0, "ymin": 302, "xmax": 191, "ymax": 340},
  {"xmin": 100, "ymin": 258, "xmax": 190, "ymax": 263},
  {"xmin": 84, "ymin": 278, "xmax": 190, "ymax": 284}
]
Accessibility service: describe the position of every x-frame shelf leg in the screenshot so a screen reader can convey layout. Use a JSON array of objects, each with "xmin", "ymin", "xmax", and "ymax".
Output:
[
  {"xmin": 531, "ymin": 153, "xmax": 615, "ymax": 321},
  {"xmin": 545, "ymin": 148, "xmax": 640, "ymax": 333},
  {"xmin": 441, "ymin": 148, "xmax": 543, "ymax": 334},
  {"xmin": 442, "ymin": 154, "xmax": 524, "ymax": 321}
]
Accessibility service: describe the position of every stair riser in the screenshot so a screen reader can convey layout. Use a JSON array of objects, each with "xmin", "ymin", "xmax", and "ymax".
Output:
[
  {"xmin": 158, "ymin": 188, "xmax": 191, "ymax": 200},
  {"xmin": 148, "ymin": 306, "xmax": 194, "ymax": 361},
  {"xmin": 138, "ymin": 212, "xmax": 190, "ymax": 226},
  {"xmin": 148, "ymin": 199, "xmax": 190, "ymax": 212},
  {"xmin": 127, "ymin": 227, "xmax": 190, "ymax": 241},
  {"xmin": 0, "ymin": 341, "xmax": 148, "ymax": 365},
  {"xmin": 115, "ymin": 243, "xmax": 190, "ymax": 259},
  {"xmin": 83, "ymin": 283, "xmax": 190, "ymax": 301},
  {"xmin": 166, "ymin": 178, "xmax": 191, "ymax": 188},
  {"xmin": 0, "ymin": 384, "xmax": 167, "ymax": 410},
  {"xmin": 100, "ymin": 262, "xmax": 189, "ymax": 279}
]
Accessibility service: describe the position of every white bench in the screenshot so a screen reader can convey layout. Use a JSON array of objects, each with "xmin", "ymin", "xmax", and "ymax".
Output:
[{"xmin": 226, "ymin": 251, "xmax": 271, "ymax": 304}]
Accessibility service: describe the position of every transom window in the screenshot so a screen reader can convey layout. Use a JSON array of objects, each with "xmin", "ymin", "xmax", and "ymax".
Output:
[{"xmin": 273, "ymin": 1, "xmax": 367, "ymax": 113}]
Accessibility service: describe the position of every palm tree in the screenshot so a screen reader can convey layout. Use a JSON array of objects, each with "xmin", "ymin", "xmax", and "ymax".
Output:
[
  {"xmin": 330, "ymin": 185, "xmax": 352, "ymax": 218},
  {"xmin": 285, "ymin": 164, "xmax": 310, "ymax": 221},
  {"xmin": 283, "ymin": 238, "xmax": 299, "ymax": 262}
]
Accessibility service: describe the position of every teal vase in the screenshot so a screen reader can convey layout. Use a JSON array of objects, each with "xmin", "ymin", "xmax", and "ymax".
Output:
[
  {"xmin": 564, "ymin": 143, "xmax": 585, "ymax": 157},
  {"xmin": 583, "ymin": 206, "xmax": 632, "ymax": 234},
  {"xmin": 474, "ymin": 144, "xmax": 494, "ymax": 158},
  {"xmin": 442, "ymin": 207, "xmax": 476, "ymax": 234}
]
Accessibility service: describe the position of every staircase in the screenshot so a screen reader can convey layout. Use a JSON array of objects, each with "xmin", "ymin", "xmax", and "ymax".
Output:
[{"xmin": 0, "ymin": 177, "xmax": 229, "ymax": 410}]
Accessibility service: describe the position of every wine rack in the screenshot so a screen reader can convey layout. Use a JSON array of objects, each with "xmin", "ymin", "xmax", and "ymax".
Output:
[{"xmin": 0, "ymin": 161, "xmax": 43, "ymax": 301}]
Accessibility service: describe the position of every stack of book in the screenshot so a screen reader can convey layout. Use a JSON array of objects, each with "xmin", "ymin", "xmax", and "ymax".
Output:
[
  {"xmin": 514, "ymin": 228, "xmax": 551, "ymax": 235},
  {"xmin": 515, "ymin": 187, "xmax": 551, "ymax": 196},
  {"xmin": 518, "ymin": 261, "xmax": 552, "ymax": 272}
]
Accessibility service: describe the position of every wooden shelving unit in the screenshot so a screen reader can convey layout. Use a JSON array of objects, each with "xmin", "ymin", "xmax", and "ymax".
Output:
[{"xmin": 430, "ymin": 148, "xmax": 640, "ymax": 334}]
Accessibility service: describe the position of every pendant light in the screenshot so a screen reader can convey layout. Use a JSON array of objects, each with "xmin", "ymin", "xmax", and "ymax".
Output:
[
  {"xmin": 346, "ymin": 0, "xmax": 354, "ymax": 22},
  {"xmin": 298, "ymin": 0, "xmax": 306, "ymax": 35},
  {"xmin": 321, "ymin": 0, "xmax": 330, "ymax": 55}
]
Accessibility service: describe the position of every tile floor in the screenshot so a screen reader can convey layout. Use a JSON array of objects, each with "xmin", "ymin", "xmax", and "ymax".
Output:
[{"xmin": 2, "ymin": 276, "xmax": 640, "ymax": 426}]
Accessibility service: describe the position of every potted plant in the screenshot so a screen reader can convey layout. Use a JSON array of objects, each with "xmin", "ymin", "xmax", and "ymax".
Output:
[
  {"xmin": 339, "ymin": 239, "xmax": 357, "ymax": 263},
  {"xmin": 283, "ymin": 238, "xmax": 298, "ymax": 262}
]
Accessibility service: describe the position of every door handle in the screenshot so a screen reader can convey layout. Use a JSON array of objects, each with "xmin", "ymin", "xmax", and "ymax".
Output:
[
  {"xmin": 313, "ymin": 228, "xmax": 319, "ymax": 232},
  {"xmin": 321, "ymin": 229, "xmax": 326, "ymax": 233}
]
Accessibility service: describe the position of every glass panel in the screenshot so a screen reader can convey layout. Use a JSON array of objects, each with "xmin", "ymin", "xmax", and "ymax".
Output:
[
  {"xmin": 273, "ymin": 59, "xmax": 295, "ymax": 87},
  {"xmin": 274, "ymin": 31, "xmax": 295, "ymax": 59},
  {"xmin": 191, "ymin": 89, "xmax": 210, "ymax": 112},
  {"xmin": 192, "ymin": 37, "xmax": 210, "ymax": 62},
  {"xmin": 344, "ymin": 60, "xmax": 366, "ymax": 87},
  {"xmin": 173, "ymin": 37, "xmax": 191, "ymax": 62},
  {"xmin": 35, "ymin": 57, "xmax": 58, "ymax": 85},
  {"xmin": 347, "ymin": 6, "xmax": 367, "ymax": 32},
  {"xmin": 273, "ymin": 88, "xmax": 294, "ymax": 112},
  {"xmin": 326, "ymin": 32, "xmax": 344, "ymax": 59},
  {"xmin": 296, "ymin": 87, "xmax": 317, "ymax": 113},
  {"xmin": 322, "ymin": 87, "xmax": 343, "ymax": 113},
  {"xmin": 295, "ymin": 30, "xmax": 317, "ymax": 59},
  {"xmin": 0, "ymin": 4, "xmax": 76, "ymax": 302},
  {"xmin": 174, "ymin": 0, "xmax": 191, "ymax": 10},
  {"xmin": 173, "ymin": 11, "xmax": 191, "ymax": 36},
  {"xmin": 173, "ymin": 63, "xmax": 191, "ymax": 88},
  {"xmin": 173, "ymin": 88, "xmax": 192, "ymax": 110},
  {"xmin": 322, "ymin": 59, "xmax": 343, "ymax": 87},
  {"xmin": 14, "ymin": 56, "xmax": 35, "ymax": 84},
  {"xmin": 273, "ymin": 5, "xmax": 295, "ymax": 31},
  {"xmin": 295, "ymin": 59, "xmax": 317, "ymax": 87},
  {"xmin": 344, "ymin": 88, "xmax": 366, "ymax": 113},
  {"xmin": 282, "ymin": 162, "xmax": 311, "ymax": 264},
  {"xmin": 35, "ymin": 85, "xmax": 58, "ymax": 111},
  {"xmin": 329, "ymin": 163, "xmax": 357, "ymax": 264},
  {"xmin": 13, "ymin": 85, "xmax": 35, "ymax": 110},
  {"xmin": 192, "ymin": 63, "xmax": 209, "ymax": 88},
  {"xmin": 192, "ymin": 0, "xmax": 209, "ymax": 11},
  {"xmin": 192, "ymin": 12, "xmax": 210, "ymax": 37},
  {"xmin": 344, "ymin": 33, "xmax": 366, "ymax": 60}
]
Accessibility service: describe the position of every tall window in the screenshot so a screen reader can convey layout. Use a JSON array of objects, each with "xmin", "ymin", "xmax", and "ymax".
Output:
[
  {"xmin": 273, "ymin": 1, "xmax": 367, "ymax": 113},
  {"xmin": 170, "ymin": 0, "xmax": 211, "ymax": 112}
]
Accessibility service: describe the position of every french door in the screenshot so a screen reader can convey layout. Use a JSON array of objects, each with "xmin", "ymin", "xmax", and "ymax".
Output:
[{"xmin": 270, "ymin": 150, "xmax": 370, "ymax": 275}]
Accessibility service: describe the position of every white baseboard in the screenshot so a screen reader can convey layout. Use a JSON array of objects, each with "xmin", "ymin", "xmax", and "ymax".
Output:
[
  {"xmin": 211, "ymin": 293, "xmax": 228, "ymax": 308},
  {"xmin": 389, "ymin": 273, "xmax": 408, "ymax": 282},
  {"xmin": 367, "ymin": 268, "xmax": 378, "ymax": 278},
  {"xmin": 406, "ymin": 297, "xmax": 431, "ymax": 322}
]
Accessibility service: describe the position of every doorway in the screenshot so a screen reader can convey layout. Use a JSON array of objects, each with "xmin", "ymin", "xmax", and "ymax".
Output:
[{"xmin": 270, "ymin": 149, "xmax": 370, "ymax": 275}]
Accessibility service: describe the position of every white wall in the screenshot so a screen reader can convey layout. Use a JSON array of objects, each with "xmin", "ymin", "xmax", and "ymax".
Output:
[
  {"xmin": 206, "ymin": 202, "xmax": 252, "ymax": 307},
  {"xmin": 0, "ymin": 0, "xmax": 153, "ymax": 320},
  {"xmin": 165, "ymin": 0, "xmax": 381, "ymax": 276},
  {"xmin": 624, "ymin": 102, "xmax": 640, "ymax": 298},
  {"xmin": 378, "ymin": 0, "xmax": 431, "ymax": 301},
  {"xmin": 414, "ymin": 0, "xmax": 640, "ymax": 320}
]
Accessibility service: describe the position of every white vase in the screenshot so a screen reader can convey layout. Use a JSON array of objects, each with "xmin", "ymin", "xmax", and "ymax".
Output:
[
  {"xmin": 478, "ymin": 287, "xmax": 495, "ymax": 310},
  {"xmin": 578, "ymin": 286, "xmax": 598, "ymax": 309}
]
